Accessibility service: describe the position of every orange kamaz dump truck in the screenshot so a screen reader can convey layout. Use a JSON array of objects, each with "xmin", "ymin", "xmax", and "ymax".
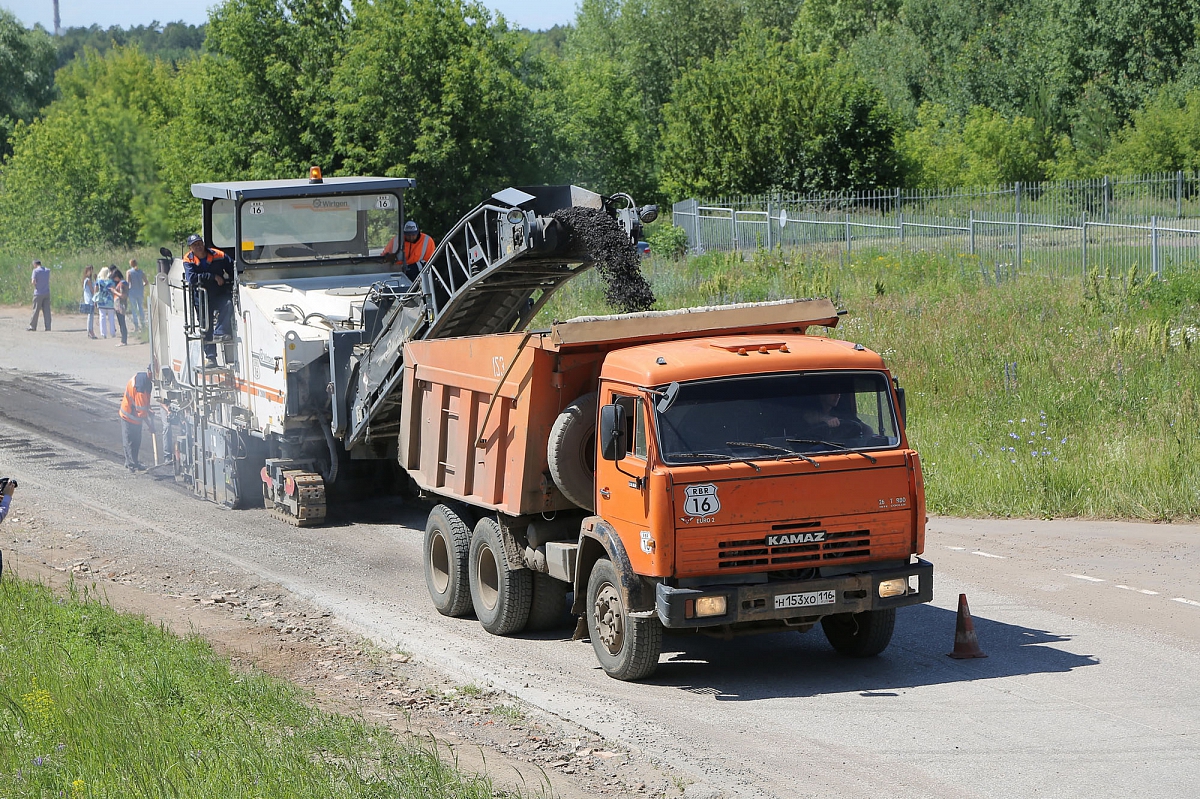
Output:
[{"xmin": 401, "ymin": 298, "xmax": 932, "ymax": 680}]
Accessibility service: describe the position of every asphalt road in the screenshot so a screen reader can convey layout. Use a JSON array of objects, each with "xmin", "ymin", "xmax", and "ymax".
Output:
[{"xmin": 3, "ymin": 309, "xmax": 1198, "ymax": 798}]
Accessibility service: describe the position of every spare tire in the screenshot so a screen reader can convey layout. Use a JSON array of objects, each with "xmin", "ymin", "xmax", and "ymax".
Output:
[{"xmin": 547, "ymin": 392, "xmax": 597, "ymax": 511}]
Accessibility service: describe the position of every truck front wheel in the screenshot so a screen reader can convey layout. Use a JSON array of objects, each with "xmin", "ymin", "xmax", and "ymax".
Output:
[
  {"xmin": 469, "ymin": 517, "xmax": 532, "ymax": 635},
  {"xmin": 820, "ymin": 608, "xmax": 896, "ymax": 657},
  {"xmin": 586, "ymin": 558, "xmax": 662, "ymax": 680},
  {"xmin": 424, "ymin": 504, "xmax": 473, "ymax": 617}
]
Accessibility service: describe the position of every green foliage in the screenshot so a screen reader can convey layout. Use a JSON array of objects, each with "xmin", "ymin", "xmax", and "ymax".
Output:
[
  {"xmin": 570, "ymin": 0, "xmax": 745, "ymax": 115},
  {"xmin": 0, "ymin": 578, "xmax": 507, "ymax": 798},
  {"xmin": 899, "ymin": 102, "xmax": 1056, "ymax": 187},
  {"xmin": 660, "ymin": 30, "xmax": 902, "ymax": 198},
  {"xmin": 1099, "ymin": 89, "xmax": 1200, "ymax": 175},
  {"xmin": 0, "ymin": 9, "xmax": 57, "ymax": 158},
  {"xmin": 645, "ymin": 221, "xmax": 689, "ymax": 258},
  {"xmin": 549, "ymin": 50, "xmax": 657, "ymax": 199},
  {"xmin": 331, "ymin": 0, "xmax": 553, "ymax": 231},
  {"xmin": 54, "ymin": 22, "xmax": 206, "ymax": 68},
  {"xmin": 0, "ymin": 48, "xmax": 175, "ymax": 249},
  {"xmin": 793, "ymin": 0, "xmax": 900, "ymax": 53}
]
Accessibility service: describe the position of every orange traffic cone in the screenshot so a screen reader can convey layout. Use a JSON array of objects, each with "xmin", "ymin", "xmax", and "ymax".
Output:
[{"xmin": 947, "ymin": 593, "xmax": 987, "ymax": 659}]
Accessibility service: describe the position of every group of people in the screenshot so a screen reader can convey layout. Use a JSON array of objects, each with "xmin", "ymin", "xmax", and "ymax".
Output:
[{"xmin": 80, "ymin": 259, "xmax": 146, "ymax": 346}]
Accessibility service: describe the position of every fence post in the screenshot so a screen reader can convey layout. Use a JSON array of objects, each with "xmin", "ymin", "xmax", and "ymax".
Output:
[
  {"xmin": 845, "ymin": 213, "xmax": 851, "ymax": 254},
  {"xmin": 731, "ymin": 208, "xmax": 738, "ymax": 252},
  {"xmin": 1081, "ymin": 213, "xmax": 1087, "ymax": 279},
  {"xmin": 1015, "ymin": 181, "xmax": 1023, "ymax": 270},
  {"xmin": 1178, "ymin": 170, "xmax": 1184, "ymax": 218},
  {"xmin": 1103, "ymin": 175, "xmax": 1110, "ymax": 222},
  {"xmin": 969, "ymin": 209, "xmax": 975, "ymax": 255},
  {"xmin": 898, "ymin": 212, "xmax": 904, "ymax": 243},
  {"xmin": 766, "ymin": 201, "xmax": 773, "ymax": 251},
  {"xmin": 1152, "ymin": 215, "xmax": 1160, "ymax": 276}
]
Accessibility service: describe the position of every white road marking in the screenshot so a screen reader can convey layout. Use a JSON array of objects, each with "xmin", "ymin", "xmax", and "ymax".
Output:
[
  {"xmin": 1172, "ymin": 597, "xmax": 1200, "ymax": 608},
  {"xmin": 1116, "ymin": 584, "xmax": 1160, "ymax": 595},
  {"xmin": 944, "ymin": 546, "xmax": 966, "ymax": 551},
  {"xmin": 972, "ymin": 551, "xmax": 1006, "ymax": 559},
  {"xmin": 1068, "ymin": 573, "xmax": 1105, "ymax": 582}
]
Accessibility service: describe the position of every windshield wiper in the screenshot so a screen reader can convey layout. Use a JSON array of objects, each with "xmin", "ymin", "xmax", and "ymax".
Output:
[
  {"xmin": 726, "ymin": 441, "xmax": 820, "ymax": 468},
  {"xmin": 673, "ymin": 452, "xmax": 761, "ymax": 472},
  {"xmin": 785, "ymin": 438, "xmax": 878, "ymax": 464}
]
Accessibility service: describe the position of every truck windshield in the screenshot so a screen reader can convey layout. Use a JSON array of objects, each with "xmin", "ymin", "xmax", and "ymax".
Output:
[
  {"xmin": 655, "ymin": 371, "xmax": 899, "ymax": 465},
  {"xmin": 231, "ymin": 193, "xmax": 401, "ymax": 266}
]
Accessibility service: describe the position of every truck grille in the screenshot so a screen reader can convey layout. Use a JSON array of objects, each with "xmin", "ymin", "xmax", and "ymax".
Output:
[{"xmin": 717, "ymin": 527, "xmax": 871, "ymax": 569}]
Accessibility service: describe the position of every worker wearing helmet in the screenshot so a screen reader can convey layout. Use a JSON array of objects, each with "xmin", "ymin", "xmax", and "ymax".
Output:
[
  {"xmin": 383, "ymin": 220, "xmax": 436, "ymax": 281},
  {"xmin": 119, "ymin": 366, "xmax": 155, "ymax": 472},
  {"xmin": 183, "ymin": 233, "xmax": 235, "ymax": 367}
]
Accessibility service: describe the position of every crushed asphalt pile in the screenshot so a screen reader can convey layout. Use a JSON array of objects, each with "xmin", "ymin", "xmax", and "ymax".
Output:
[{"xmin": 552, "ymin": 206, "xmax": 655, "ymax": 313}]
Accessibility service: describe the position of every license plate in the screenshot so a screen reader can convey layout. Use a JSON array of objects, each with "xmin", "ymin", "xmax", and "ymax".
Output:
[{"xmin": 774, "ymin": 589, "xmax": 837, "ymax": 610}]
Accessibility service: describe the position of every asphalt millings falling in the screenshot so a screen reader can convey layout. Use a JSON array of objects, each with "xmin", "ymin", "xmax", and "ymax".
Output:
[{"xmin": 552, "ymin": 206, "xmax": 655, "ymax": 313}]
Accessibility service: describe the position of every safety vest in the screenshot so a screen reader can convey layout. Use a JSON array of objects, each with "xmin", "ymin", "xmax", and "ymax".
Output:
[
  {"xmin": 120, "ymin": 376, "xmax": 151, "ymax": 425},
  {"xmin": 404, "ymin": 233, "xmax": 436, "ymax": 266}
]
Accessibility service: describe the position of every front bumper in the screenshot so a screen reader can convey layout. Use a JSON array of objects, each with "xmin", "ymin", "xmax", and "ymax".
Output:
[{"xmin": 655, "ymin": 558, "xmax": 933, "ymax": 629}]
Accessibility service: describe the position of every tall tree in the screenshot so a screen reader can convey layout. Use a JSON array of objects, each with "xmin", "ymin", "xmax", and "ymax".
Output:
[
  {"xmin": 0, "ymin": 10, "xmax": 57, "ymax": 157},
  {"xmin": 659, "ymin": 29, "xmax": 902, "ymax": 199},
  {"xmin": 331, "ymin": 0, "xmax": 555, "ymax": 231},
  {"xmin": 0, "ymin": 47, "xmax": 175, "ymax": 247}
]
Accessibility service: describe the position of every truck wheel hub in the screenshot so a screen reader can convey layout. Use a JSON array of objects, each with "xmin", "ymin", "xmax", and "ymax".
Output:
[{"xmin": 594, "ymin": 583, "xmax": 624, "ymax": 653}]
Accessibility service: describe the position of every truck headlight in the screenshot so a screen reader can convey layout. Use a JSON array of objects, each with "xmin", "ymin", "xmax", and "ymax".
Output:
[
  {"xmin": 694, "ymin": 596, "xmax": 727, "ymax": 617},
  {"xmin": 878, "ymin": 578, "xmax": 908, "ymax": 598}
]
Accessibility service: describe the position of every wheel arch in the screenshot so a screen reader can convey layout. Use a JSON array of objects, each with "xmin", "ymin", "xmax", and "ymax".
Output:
[{"xmin": 571, "ymin": 517, "xmax": 655, "ymax": 616}]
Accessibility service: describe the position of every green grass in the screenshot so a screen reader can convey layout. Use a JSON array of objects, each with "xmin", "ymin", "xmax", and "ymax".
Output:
[
  {"xmin": 0, "ymin": 247, "xmax": 160, "ymax": 312},
  {"xmin": 540, "ymin": 247, "xmax": 1200, "ymax": 520},
  {"xmin": 0, "ymin": 577, "xmax": 509, "ymax": 799}
]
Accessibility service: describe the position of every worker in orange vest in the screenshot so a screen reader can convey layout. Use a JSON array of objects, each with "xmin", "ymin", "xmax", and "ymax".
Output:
[
  {"xmin": 383, "ymin": 220, "xmax": 436, "ymax": 281},
  {"xmin": 120, "ymin": 367, "xmax": 154, "ymax": 472}
]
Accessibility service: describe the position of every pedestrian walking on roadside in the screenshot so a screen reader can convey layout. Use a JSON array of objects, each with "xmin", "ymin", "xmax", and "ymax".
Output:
[
  {"xmin": 28, "ymin": 259, "xmax": 51, "ymax": 331},
  {"xmin": 127, "ymin": 258, "xmax": 146, "ymax": 331},
  {"xmin": 111, "ymin": 265, "xmax": 130, "ymax": 347},
  {"xmin": 95, "ymin": 266, "xmax": 116, "ymax": 339},
  {"xmin": 81, "ymin": 265, "xmax": 97, "ymax": 339},
  {"xmin": 119, "ymin": 367, "xmax": 154, "ymax": 472}
]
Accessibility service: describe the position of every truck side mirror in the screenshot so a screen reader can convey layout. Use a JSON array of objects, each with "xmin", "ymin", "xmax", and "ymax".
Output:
[
  {"xmin": 895, "ymin": 387, "xmax": 907, "ymax": 427},
  {"xmin": 599, "ymin": 403, "xmax": 628, "ymax": 462}
]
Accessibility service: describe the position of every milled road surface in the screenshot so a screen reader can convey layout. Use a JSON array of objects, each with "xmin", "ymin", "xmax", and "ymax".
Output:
[{"xmin": 2, "ymin": 307, "xmax": 1199, "ymax": 798}]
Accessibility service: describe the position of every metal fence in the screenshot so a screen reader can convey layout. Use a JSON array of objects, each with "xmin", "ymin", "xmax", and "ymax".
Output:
[{"xmin": 672, "ymin": 172, "xmax": 1200, "ymax": 279}]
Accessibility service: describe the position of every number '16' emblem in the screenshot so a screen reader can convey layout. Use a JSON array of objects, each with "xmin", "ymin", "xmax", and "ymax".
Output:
[{"xmin": 684, "ymin": 484, "xmax": 720, "ymax": 517}]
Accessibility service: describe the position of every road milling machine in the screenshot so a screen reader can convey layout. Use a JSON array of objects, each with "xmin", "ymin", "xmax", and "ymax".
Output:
[{"xmin": 147, "ymin": 171, "xmax": 654, "ymax": 525}]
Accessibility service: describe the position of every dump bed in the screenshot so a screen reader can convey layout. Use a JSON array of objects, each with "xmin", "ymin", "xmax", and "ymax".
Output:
[{"xmin": 397, "ymin": 299, "xmax": 840, "ymax": 514}]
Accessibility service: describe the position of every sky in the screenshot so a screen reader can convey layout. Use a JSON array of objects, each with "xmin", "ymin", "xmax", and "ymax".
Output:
[{"xmin": 2, "ymin": 0, "xmax": 576, "ymax": 32}]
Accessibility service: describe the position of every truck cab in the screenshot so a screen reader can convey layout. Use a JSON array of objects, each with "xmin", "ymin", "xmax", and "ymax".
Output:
[{"xmin": 583, "ymin": 334, "xmax": 931, "ymax": 677}]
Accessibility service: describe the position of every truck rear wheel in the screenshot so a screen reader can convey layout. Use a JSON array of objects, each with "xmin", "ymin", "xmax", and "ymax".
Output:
[
  {"xmin": 820, "ymin": 608, "xmax": 896, "ymax": 657},
  {"xmin": 469, "ymin": 517, "xmax": 532, "ymax": 635},
  {"xmin": 526, "ymin": 572, "xmax": 571, "ymax": 631},
  {"xmin": 424, "ymin": 504, "xmax": 473, "ymax": 617},
  {"xmin": 586, "ymin": 558, "xmax": 661, "ymax": 680},
  {"xmin": 547, "ymin": 392, "xmax": 597, "ymax": 512}
]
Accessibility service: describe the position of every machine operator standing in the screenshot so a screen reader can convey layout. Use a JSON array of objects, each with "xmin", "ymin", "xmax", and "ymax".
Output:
[
  {"xmin": 384, "ymin": 220, "xmax": 436, "ymax": 281},
  {"xmin": 183, "ymin": 234, "xmax": 235, "ymax": 367}
]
